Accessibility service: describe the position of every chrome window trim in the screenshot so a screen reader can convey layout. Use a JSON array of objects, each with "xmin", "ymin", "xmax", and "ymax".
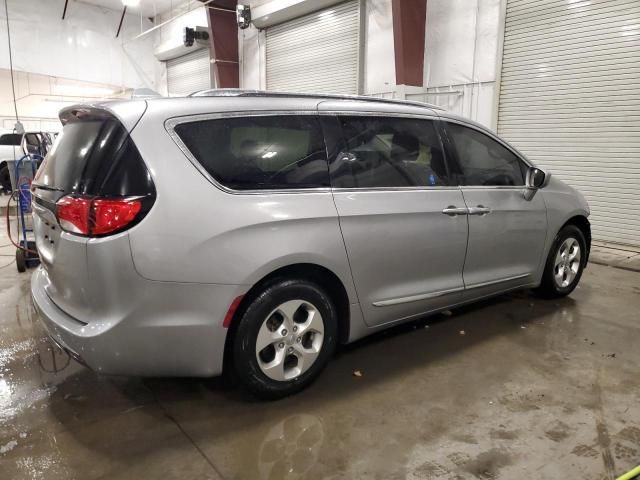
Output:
[
  {"xmin": 318, "ymin": 110, "xmax": 439, "ymax": 121},
  {"xmin": 165, "ymin": 109, "xmax": 526, "ymax": 195},
  {"xmin": 458, "ymin": 185, "xmax": 527, "ymax": 191},
  {"xmin": 165, "ymin": 111, "xmax": 333, "ymax": 196},
  {"xmin": 372, "ymin": 273, "xmax": 530, "ymax": 307}
]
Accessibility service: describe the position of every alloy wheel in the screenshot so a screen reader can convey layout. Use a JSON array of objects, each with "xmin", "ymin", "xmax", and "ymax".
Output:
[
  {"xmin": 255, "ymin": 299, "xmax": 325, "ymax": 381},
  {"xmin": 554, "ymin": 237, "xmax": 581, "ymax": 288}
]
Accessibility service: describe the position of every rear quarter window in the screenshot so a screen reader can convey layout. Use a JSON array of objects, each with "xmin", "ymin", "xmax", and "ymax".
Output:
[
  {"xmin": 173, "ymin": 115, "xmax": 330, "ymax": 190},
  {"xmin": 35, "ymin": 119, "xmax": 154, "ymax": 196}
]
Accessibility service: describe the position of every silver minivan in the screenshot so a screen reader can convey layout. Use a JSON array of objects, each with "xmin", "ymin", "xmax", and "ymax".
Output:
[{"xmin": 31, "ymin": 91, "xmax": 590, "ymax": 398}]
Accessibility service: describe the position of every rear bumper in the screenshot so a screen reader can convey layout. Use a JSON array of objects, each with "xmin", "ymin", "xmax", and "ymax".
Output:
[{"xmin": 31, "ymin": 266, "xmax": 244, "ymax": 377}]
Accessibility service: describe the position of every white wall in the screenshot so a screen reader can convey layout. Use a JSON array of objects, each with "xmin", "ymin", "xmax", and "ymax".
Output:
[
  {"xmin": 363, "ymin": 0, "xmax": 395, "ymax": 95},
  {"xmin": 0, "ymin": 0, "xmax": 213, "ymax": 127},
  {"xmin": 0, "ymin": 0, "xmax": 163, "ymax": 91},
  {"xmin": 422, "ymin": 0, "xmax": 501, "ymax": 128},
  {"xmin": 155, "ymin": 5, "xmax": 208, "ymax": 54},
  {"xmin": 0, "ymin": 0, "xmax": 166, "ymax": 131},
  {"xmin": 0, "ymin": 69, "xmax": 130, "ymax": 132},
  {"xmin": 240, "ymin": 24, "xmax": 263, "ymax": 89}
]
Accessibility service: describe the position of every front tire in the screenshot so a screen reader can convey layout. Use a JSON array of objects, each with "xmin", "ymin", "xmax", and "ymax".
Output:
[
  {"xmin": 231, "ymin": 279, "xmax": 338, "ymax": 400},
  {"xmin": 536, "ymin": 225, "xmax": 586, "ymax": 298},
  {"xmin": 0, "ymin": 163, "xmax": 11, "ymax": 194}
]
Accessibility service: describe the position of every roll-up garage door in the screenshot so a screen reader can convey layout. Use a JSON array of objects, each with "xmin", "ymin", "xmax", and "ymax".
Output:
[
  {"xmin": 498, "ymin": 0, "xmax": 640, "ymax": 247},
  {"xmin": 167, "ymin": 48, "xmax": 211, "ymax": 97},
  {"xmin": 266, "ymin": 1, "xmax": 360, "ymax": 95}
]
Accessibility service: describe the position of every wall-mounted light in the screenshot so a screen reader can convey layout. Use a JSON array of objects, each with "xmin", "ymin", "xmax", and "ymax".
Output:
[
  {"xmin": 183, "ymin": 27, "xmax": 210, "ymax": 47},
  {"xmin": 237, "ymin": 4, "xmax": 251, "ymax": 29}
]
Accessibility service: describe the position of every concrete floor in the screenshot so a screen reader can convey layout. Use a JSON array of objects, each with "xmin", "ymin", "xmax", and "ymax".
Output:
[
  {"xmin": 0, "ymin": 238, "xmax": 639, "ymax": 480},
  {"xmin": 590, "ymin": 242, "xmax": 640, "ymax": 273}
]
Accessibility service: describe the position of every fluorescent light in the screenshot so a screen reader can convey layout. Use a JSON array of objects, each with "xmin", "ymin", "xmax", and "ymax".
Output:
[{"xmin": 122, "ymin": 0, "xmax": 140, "ymax": 6}]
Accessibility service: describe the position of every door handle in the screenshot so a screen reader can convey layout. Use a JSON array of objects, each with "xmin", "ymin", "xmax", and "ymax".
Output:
[
  {"xmin": 442, "ymin": 206, "xmax": 469, "ymax": 216},
  {"xmin": 468, "ymin": 205, "xmax": 492, "ymax": 216}
]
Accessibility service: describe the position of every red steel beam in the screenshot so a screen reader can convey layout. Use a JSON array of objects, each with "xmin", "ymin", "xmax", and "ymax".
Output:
[
  {"xmin": 392, "ymin": 0, "xmax": 427, "ymax": 87},
  {"xmin": 205, "ymin": 0, "xmax": 239, "ymax": 88}
]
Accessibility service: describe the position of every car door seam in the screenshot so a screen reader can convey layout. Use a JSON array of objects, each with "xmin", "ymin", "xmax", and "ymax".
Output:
[{"xmin": 459, "ymin": 187, "xmax": 471, "ymax": 290}]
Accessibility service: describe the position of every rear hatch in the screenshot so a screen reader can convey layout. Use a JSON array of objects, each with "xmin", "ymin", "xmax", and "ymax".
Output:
[{"xmin": 32, "ymin": 106, "xmax": 155, "ymax": 322}]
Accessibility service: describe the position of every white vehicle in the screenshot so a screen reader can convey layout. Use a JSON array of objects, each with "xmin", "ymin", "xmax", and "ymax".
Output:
[{"xmin": 0, "ymin": 131, "xmax": 54, "ymax": 193}]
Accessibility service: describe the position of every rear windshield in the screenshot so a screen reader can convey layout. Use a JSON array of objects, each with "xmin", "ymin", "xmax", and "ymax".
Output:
[
  {"xmin": 173, "ymin": 115, "xmax": 330, "ymax": 190},
  {"xmin": 36, "ymin": 119, "xmax": 154, "ymax": 196},
  {"xmin": 0, "ymin": 133, "xmax": 21, "ymax": 146}
]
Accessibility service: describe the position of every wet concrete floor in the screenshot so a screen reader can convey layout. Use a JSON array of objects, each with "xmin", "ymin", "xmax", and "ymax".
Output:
[{"xmin": 0, "ymin": 238, "xmax": 639, "ymax": 479}]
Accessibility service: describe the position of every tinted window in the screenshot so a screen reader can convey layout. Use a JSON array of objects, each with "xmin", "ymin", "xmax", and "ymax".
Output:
[
  {"xmin": 174, "ymin": 116, "xmax": 329, "ymax": 190},
  {"xmin": 0, "ymin": 133, "xmax": 21, "ymax": 146},
  {"xmin": 35, "ymin": 119, "xmax": 154, "ymax": 196},
  {"xmin": 329, "ymin": 117, "xmax": 448, "ymax": 188},
  {"xmin": 446, "ymin": 123, "xmax": 525, "ymax": 186},
  {"xmin": 25, "ymin": 133, "xmax": 42, "ymax": 155}
]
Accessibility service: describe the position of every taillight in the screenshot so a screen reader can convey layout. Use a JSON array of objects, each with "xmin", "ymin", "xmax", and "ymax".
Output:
[
  {"xmin": 56, "ymin": 196, "xmax": 143, "ymax": 237},
  {"xmin": 56, "ymin": 196, "xmax": 92, "ymax": 234},
  {"xmin": 92, "ymin": 199, "xmax": 142, "ymax": 235}
]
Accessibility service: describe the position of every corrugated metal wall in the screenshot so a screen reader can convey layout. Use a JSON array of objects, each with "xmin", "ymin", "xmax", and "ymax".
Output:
[
  {"xmin": 266, "ymin": 1, "xmax": 360, "ymax": 95},
  {"xmin": 167, "ymin": 48, "xmax": 211, "ymax": 97},
  {"xmin": 498, "ymin": 0, "xmax": 640, "ymax": 247}
]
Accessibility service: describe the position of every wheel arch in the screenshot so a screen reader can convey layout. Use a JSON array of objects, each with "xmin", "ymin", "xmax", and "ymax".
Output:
[
  {"xmin": 222, "ymin": 262, "xmax": 352, "ymax": 372},
  {"xmin": 561, "ymin": 215, "xmax": 591, "ymax": 265}
]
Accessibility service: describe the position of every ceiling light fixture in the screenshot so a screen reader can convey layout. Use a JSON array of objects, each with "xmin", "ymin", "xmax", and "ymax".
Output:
[{"xmin": 122, "ymin": 0, "xmax": 140, "ymax": 7}]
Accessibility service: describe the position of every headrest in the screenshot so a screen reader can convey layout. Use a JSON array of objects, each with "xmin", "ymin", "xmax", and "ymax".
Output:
[{"xmin": 390, "ymin": 132, "xmax": 419, "ymax": 162}]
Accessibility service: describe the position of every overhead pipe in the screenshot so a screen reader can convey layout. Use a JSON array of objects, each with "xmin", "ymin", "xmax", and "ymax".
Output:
[{"xmin": 116, "ymin": 6, "xmax": 127, "ymax": 38}]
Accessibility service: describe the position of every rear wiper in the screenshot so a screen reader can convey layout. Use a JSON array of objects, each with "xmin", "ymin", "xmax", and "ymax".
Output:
[{"xmin": 31, "ymin": 183, "xmax": 65, "ymax": 192}]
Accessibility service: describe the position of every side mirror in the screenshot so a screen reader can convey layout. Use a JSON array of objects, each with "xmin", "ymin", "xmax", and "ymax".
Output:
[{"xmin": 527, "ymin": 167, "xmax": 546, "ymax": 189}]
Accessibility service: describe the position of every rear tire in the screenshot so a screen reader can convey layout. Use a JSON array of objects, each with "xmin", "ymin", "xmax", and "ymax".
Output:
[
  {"xmin": 16, "ymin": 248, "xmax": 26, "ymax": 273},
  {"xmin": 231, "ymin": 278, "xmax": 338, "ymax": 400},
  {"xmin": 535, "ymin": 225, "xmax": 586, "ymax": 298}
]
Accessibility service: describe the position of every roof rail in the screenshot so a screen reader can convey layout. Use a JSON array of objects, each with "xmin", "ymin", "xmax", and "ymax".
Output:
[{"xmin": 189, "ymin": 89, "xmax": 443, "ymax": 111}]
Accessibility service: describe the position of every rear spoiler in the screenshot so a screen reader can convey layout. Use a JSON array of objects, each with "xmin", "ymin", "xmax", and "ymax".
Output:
[{"xmin": 59, "ymin": 101, "xmax": 147, "ymax": 132}]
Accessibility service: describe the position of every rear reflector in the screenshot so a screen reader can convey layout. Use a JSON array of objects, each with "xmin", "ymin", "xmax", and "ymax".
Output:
[
  {"xmin": 56, "ymin": 195, "xmax": 142, "ymax": 237},
  {"xmin": 223, "ymin": 295, "xmax": 244, "ymax": 328}
]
